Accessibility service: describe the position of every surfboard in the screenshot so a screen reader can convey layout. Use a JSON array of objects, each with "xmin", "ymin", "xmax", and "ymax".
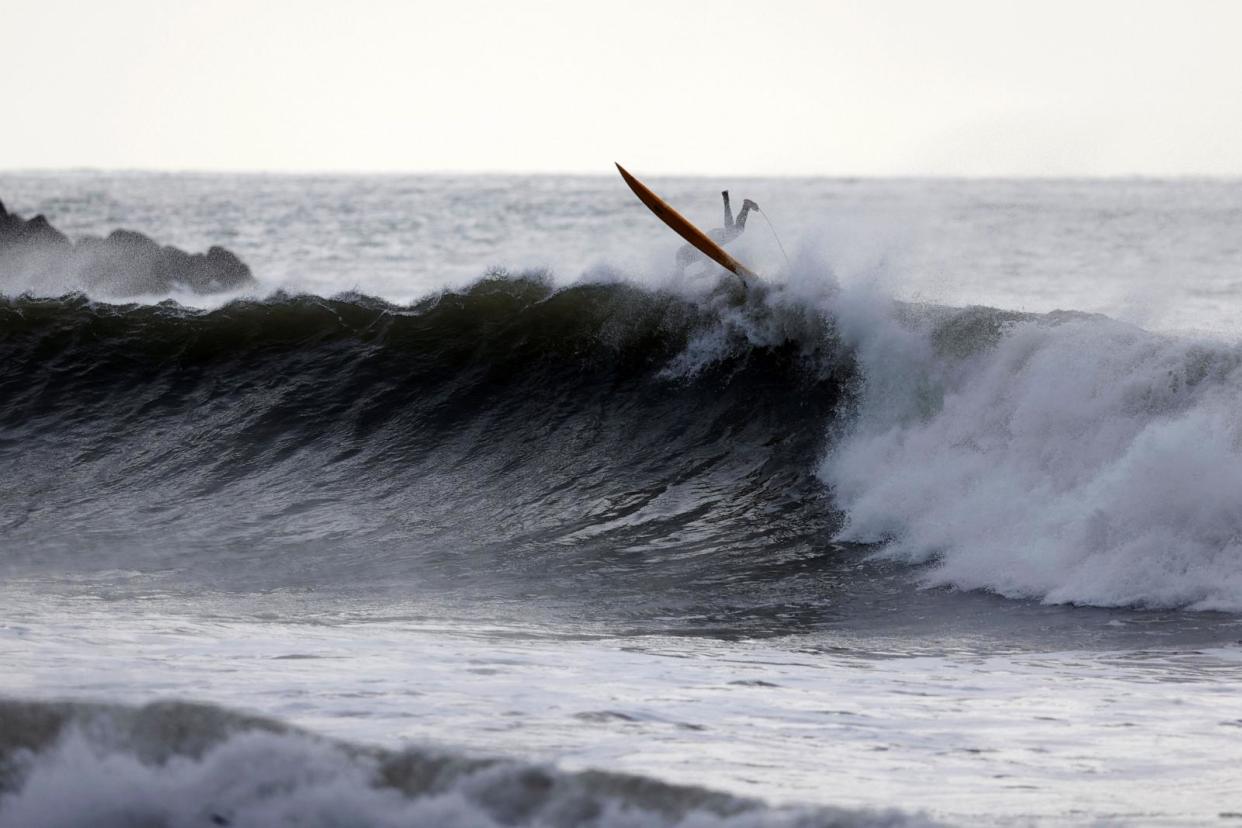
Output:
[{"xmin": 615, "ymin": 163, "xmax": 760, "ymax": 286}]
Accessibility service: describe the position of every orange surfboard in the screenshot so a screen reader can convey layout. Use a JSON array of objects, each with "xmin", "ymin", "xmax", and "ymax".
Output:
[{"xmin": 615, "ymin": 163, "xmax": 760, "ymax": 285}]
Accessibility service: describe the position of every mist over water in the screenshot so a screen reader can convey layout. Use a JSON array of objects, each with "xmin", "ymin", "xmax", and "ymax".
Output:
[{"xmin": 3, "ymin": 173, "xmax": 1242, "ymax": 825}]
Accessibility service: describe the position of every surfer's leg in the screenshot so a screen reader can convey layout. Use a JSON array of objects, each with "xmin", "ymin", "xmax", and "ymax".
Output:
[
  {"xmin": 722, "ymin": 191, "xmax": 735, "ymax": 230},
  {"xmin": 735, "ymin": 200, "xmax": 757, "ymax": 231}
]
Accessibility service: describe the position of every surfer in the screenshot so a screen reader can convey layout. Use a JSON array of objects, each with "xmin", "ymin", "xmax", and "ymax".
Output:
[
  {"xmin": 614, "ymin": 163, "xmax": 761, "ymax": 285},
  {"xmin": 676, "ymin": 190, "xmax": 759, "ymax": 274}
]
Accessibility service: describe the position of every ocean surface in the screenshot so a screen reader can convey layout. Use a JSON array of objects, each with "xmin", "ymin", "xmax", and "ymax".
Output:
[{"xmin": 1, "ymin": 172, "xmax": 1241, "ymax": 826}]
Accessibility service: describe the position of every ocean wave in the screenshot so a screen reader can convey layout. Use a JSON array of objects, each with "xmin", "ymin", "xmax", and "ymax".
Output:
[
  {"xmin": 3, "ymin": 273, "xmax": 1242, "ymax": 612},
  {"xmin": 0, "ymin": 698, "xmax": 932, "ymax": 828}
]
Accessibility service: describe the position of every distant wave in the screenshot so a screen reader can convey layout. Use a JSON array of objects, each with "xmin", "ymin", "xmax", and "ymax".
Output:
[
  {"xmin": 2, "ymin": 273, "xmax": 1241, "ymax": 612},
  {"xmin": 0, "ymin": 698, "xmax": 932, "ymax": 828}
]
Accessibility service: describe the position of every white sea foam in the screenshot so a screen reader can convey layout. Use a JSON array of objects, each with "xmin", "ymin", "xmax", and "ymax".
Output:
[
  {"xmin": 0, "ymin": 700, "xmax": 929, "ymax": 828},
  {"xmin": 821, "ymin": 291, "xmax": 1242, "ymax": 610}
]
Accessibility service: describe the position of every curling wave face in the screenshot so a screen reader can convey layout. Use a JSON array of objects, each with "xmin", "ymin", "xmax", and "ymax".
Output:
[{"xmin": 0, "ymin": 277, "xmax": 857, "ymax": 629}]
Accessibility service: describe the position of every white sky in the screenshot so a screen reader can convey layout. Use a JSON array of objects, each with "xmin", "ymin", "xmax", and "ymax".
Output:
[{"xmin": 4, "ymin": 0, "xmax": 1242, "ymax": 176}]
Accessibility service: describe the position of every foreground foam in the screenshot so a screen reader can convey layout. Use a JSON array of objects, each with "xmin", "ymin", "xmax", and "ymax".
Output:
[{"xmin": 0, "ymin": 699, "xmax": 931, "ymax": 828}]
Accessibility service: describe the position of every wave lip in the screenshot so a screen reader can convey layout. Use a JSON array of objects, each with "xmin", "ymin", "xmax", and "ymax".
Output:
[{"xmin": 0, "ymin": 698, "xmax": 934, "ymax": 828}]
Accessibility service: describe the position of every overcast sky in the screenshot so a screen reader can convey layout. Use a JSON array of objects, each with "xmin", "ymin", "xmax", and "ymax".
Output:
[{"xmin": 5, "ymin": 0, "xmax": 1242, "ymax": 176}]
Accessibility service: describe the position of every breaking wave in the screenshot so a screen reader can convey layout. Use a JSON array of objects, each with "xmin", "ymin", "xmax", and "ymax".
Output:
[
  {"xmin": 2, "ymin": 272, "xmax": 1241, "ymax": 612},
  {"xmin": 821, "ymin": 297, "xmax": 1242, "ymax": 611}
]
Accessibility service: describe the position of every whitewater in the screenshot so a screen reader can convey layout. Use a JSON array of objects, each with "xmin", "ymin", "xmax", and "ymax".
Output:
[{"xmin": 1, "ymin": 172, "xmax": 1241, "ymax": 826}]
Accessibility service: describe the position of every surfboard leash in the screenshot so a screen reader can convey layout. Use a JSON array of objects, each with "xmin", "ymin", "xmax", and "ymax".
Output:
[{"xmin": 756, "ymin": 208, "xmax": 793, "ymax": 272}]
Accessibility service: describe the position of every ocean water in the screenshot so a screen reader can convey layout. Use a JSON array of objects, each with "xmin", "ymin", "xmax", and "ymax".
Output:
[{"xmin": 1, "ymin": 172, "xmax": 1241, "ymax": 826}]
